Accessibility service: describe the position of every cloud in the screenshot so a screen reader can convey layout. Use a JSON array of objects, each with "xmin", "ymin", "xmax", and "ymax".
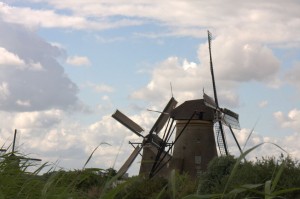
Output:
[
  {"xmin": 226, "ymin": 127, "xmax": 300, "ymax": 161},
  {"xmin": 66, "ymin": 56, "xmax": 91, "ymax": 67},
  {"xmin": 130, "ymin": 57, "xmax": 204, "ymax": 104},
  {"xmin": 0, "ymin": 110, "xmax": 153, "ymax": 172},
  {"xmin": 16, "ymin": 99, "xmax": 31, "ymax": 107},
  {"xmin": 4, "ymin": 1, "xmax": 298, "ymax": 47},
  {"xmin": 198, "ymin": 36, "xmax": 281, "ymax": 85},
  {"xmin": 95, "ymin": 35, "xmax": 125, "ymax": 43},
  {"xmin": 29, "ymin": 61, "xmax": 44, "ymax": 71},
  {"xmin": 0, "ymin": 2, "xmax": 143, "ymax": 30},
  {"xmin": 13, "ymin": 109, "xmax": 63, "ymax": 129},
  {"xmin": 130, "ymin": 32, "xmax": 281, "ymax": 109},
  {"xmin": 130, "ymin": 55, "xmax": 240, "ymax": 109},
  {"xmin": 0, "ymin": 82, "xmax": 10, "ymax": 100},
  {"xmin": 259, "ymin": 100, "xmax": 268, "ymax": 108},
  {"xmin": 97, "ymin": 95, "xmax": 114, "ymax": 112},
  {"xmin": 0, "ymin": 47, "xmax": 25, "ymax": 66},
  {"xmin": 274, "ymin": 109, "xmax": 300, "ymax": 132},
  {"xmin": 0, "ymin": 20, "xmax": 79, "ymax": 112},
  {"xmin": 85, "ymin": 82, "xmax": 114, "ymax": 93},
  {"xmin": 285, "ymin": 62, "xmax": 300, "ymax": 90}
]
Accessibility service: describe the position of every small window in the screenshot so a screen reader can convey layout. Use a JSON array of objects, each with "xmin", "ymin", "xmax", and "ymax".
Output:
[{"xmin": 195, "ymin": 156, "xmax": 201, "ymax": 165}]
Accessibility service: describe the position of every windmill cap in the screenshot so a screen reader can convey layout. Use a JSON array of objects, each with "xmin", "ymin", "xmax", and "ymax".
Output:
[{"xmin": 170, "ymin": 99, "xmax": 215, "ymax": 121}]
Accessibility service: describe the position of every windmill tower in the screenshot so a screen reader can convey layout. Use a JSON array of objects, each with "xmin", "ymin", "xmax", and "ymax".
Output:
[
  {"xmin": 168, "ymin": 31, "xmax": 242, "ymax": 178},
  {"xmin": 112, "ymin": 97, "xmax": 177, "ymax": 178},
  {"xmin": 170, "ymin": 99, "xmax": 217, "ymax": 177}
]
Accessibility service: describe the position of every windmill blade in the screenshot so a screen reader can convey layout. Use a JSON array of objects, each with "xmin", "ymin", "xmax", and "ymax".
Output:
[
  {"xmin": 112, "ymin": 110, "xmax": 144, "ymax": 137},
  {"xmin": 215, "ymin": 121, "xmax": 228, "ymax": 156},
  {"xmin": 12, "ymin": 129, "xmax": 18, "ymax": 154},
  {"xmin": 203, "ymin": 92, "xmax": 217, "ymax": 109},
  {"xmin": 208, "ymin": 30, "xmax": 228, "ymax": 155},
  {"xmin": 222, "ymin": 108, "xmax": 240, "ymax": 129},
  {"xmin": 117, "ymin": 145, "xmax": 141, "ymax": 177},
  {"xmin": 149, "ymin": 97, "xmax": 177, "ymax": 134},
  {"xmin": 19, "ymin": 157, "xmax": 42, "ymax": 162},
  {"xmin": 228, "ymin": 125, "xmax": 243, "ymax": 155}
]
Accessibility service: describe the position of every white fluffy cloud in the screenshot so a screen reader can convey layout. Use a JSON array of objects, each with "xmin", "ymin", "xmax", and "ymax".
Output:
[
  {"xmin": 66, "ymin": 56, "xmax": 91, "ymax": 66},
  {"xmin": 13, "ymin": 109, "xmax": 63, "ymax": 129},
  {"xmin": 130, "ymin": 57, "xmax": 207, "ymax": 105},
  {"xmin": 2, "ymin": 1, "xmax": 300, "ymax": 47},
  {"xmin": 226, "ymin": 127, "xmax": 300, "ymax": 161},
  {"xmin": 274, "ymin": 109, "xmax": 300, "ymax": 132},
  {"xmin": 130, "ymin": 35, "xmax": 281, "ymax": 109},
  {"xmin": 0, "ymin": 2, "xmax": 142, "ymax": 30},
  {"xmin": 0, "ymin": 47, "xmax": 25, "ymax": 66},
  {"xmin": 0, "ymin": 20, "xmax": 79, "ymax": 111},
  {"xmin": 198, "ymin": 36, "xmax": 281, "ymax": 85}
]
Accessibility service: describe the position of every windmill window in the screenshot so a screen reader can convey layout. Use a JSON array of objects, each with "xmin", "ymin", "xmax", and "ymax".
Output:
[{"xmin": 195, "ymin": 156, "xmax": 201, "ymax": 165}]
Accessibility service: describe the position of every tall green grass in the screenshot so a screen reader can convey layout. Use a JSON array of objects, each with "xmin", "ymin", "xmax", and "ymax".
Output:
[
  {"xmin": 0, "ymin": 145, "xmax": 118, "ymax": 199},
  {"xmin": 184, "ymin": 143, "xmax": 300, "ymax": 199},
  {"xmin": 1, "ymin": 143, "xmax": 300, "ymax": 199}
]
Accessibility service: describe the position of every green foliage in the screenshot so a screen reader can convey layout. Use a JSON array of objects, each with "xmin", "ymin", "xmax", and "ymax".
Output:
[
  {"xmin": 1, "ymin": 146, "xmax": 300, "ymax": 199},
  {"xmin": 197, "ymin": 155, "xmax": 236, "ymax": 194},
  {"xmin": 0, "ymin": 154, "xmax": 118, "ymax": 199},
  {"xmin": 108, "ymin": 170, "xmax": 197, "ymax": 199},
  {"xmin": 168, "ymin": 170, "xmax": 198, "ymax": 199},
  {"xmin": 194, "ymin": 153, "xmax": 300, "ymax": 199},
  {"xmin": 114, "ymin": 176, "xmax": 168, "ymax": 199}
]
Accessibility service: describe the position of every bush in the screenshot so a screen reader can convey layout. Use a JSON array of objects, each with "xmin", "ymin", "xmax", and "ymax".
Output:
[{"xmin": 196, "ymin": 155, "xmax": 300, "ymax": 198}]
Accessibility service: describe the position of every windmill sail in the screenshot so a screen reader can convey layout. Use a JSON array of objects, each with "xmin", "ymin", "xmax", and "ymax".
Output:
[
  {"xmin": 4, "ymin": 129, "xmax": 42, "ymax": 164},
  {"xmin": 203, "ymin": 93, "xmax": 217, "ymax": 109},
  {"xmin": 117, "ymin": 146, "xmax": 141, "ymax": 177},
  {"xmin": 112, "ymin": 110, "xmax": 144, "ymax": 137},
  {"xmin": 20, "ymin": 157, "xmax": 42, "ymax": 161},
  {"xmin": 208, "ymin": 30, "xmax": 228, "ymax": 155},
  {"xmin": 223, "ymin": 108, "xmax": 240, "ymax": 129},
  {"xmin": 214, "ymin": 122, "xmax": 227, "ymax": 156},
  {"xmin": 12, "ymin": 129, "xmax": 17, "ymax": 154},
  {"xmin": 149, "ymin": 97, "xmax": 177, "ymax": 134}
]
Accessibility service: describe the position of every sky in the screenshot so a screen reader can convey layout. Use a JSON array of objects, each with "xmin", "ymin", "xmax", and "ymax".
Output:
[{"xmin": 0, "ymin": 0, "xmax": 300, "ymax": 175}]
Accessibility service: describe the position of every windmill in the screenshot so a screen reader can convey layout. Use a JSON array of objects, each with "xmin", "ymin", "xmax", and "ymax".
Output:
[
  {"xmin": 1, "ymin": 129, "xmax": 41, "ymax": 170},
  {"xmin": 112, "ymin": 97, "xmax": 177, "ymax": 177},
  {"xmin": 112, "ymin": 31, "xmax": 242, "ymax": 179},
  {"xmin": 150, "ymin": 31, "xmax": 242, "ymax": 179}
]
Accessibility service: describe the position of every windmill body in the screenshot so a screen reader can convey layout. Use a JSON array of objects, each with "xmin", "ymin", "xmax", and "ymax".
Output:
[
  {"xmin": 139, "ymin": 134, "xmax": 171, "ymax": 178},
  {"xmin": 112, "ymin": 97, "xmax": 177, "ymax": 178},
  {"xmin": 170, "ymin": 99, "xmax": 218, "ymax": 177}
]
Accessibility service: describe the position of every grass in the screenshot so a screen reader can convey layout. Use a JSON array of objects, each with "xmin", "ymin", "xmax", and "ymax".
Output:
[{"xmin": 0, "ymin": 143, "xmax": 300, "ymax": 199}]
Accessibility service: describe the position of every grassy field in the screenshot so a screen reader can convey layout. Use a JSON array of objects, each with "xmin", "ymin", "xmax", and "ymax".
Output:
[{"xmin": 1, "ymin": 145, "xmax": 300, "ymax": 199}]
